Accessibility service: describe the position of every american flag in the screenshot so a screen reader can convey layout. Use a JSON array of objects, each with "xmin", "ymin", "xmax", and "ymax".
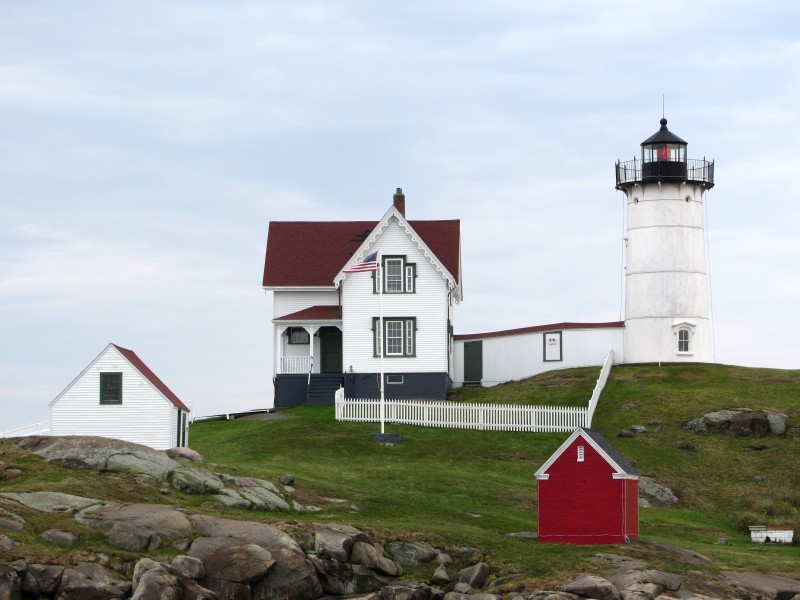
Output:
[{"xmin": 344, "ymin": 251, "xmax": 379, "ymax": 273}]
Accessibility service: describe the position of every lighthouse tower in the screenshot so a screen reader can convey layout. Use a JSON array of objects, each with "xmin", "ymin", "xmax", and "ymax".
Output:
[{"xmin": 615, "ymin": 118, "xmax": 715, "ymax": 363}]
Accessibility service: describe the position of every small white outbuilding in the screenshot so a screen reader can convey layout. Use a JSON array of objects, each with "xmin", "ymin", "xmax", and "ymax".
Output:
[{"xmin": 50, "ymin": 343, "xmax": 190, "ymax": 450}]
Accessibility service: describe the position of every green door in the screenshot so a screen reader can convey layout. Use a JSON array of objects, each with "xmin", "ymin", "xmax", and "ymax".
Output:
[
  {"xmin": 320, "ymin": 328, "xmax": 343, "ymax": 373},
  {"xmin": 463, "ymin": 340, "xmax": 483, "ymax": 385}
]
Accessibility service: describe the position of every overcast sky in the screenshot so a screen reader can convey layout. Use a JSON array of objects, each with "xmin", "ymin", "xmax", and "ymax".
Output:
[{"xmin": 2, "ymin": 1, "xmax": 799, "ymax": 432}]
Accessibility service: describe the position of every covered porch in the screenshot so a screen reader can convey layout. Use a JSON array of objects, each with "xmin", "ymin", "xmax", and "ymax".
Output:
[{"xmin": 273, "ymin": 306, "xmax": 344, "ymax": 407}]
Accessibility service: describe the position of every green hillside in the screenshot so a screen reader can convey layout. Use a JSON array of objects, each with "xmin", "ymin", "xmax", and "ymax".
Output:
[
  {"xmin": 1, "ymin": 363, "xmax": 797, "ymax": 588},
  {"xmin": 187, "ymin": 363, "xmax": 800, "ymax": 583}
]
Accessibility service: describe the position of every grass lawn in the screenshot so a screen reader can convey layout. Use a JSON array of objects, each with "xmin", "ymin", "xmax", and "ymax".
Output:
[{"xmin": 188, "ymin": 363, "xmax": 800, "ymax": 583}]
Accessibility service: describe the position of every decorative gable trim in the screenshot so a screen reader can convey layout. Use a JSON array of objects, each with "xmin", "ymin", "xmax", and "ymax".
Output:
[
  {"xmin": 534, "ymin": 427, "xmax": 638, "ymax": 480},
  {"xmin": 334, "ymin": 205, "xmax": 461, "ymax": 300}
]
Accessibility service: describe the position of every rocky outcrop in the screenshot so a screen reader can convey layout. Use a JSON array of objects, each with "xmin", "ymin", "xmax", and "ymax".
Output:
[
  {"xmin": 637, "ymin": 476, "xmax": 679, "ymax": 508},
  {"xmin": 685, "ymin": 409, "xmax": 790, "ymax": 437}
]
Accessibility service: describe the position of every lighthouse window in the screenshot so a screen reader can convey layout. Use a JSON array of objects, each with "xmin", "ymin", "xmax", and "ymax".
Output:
[{"xmin": 677, "ymin": 329, "xmax": 690, "ymax": 353}]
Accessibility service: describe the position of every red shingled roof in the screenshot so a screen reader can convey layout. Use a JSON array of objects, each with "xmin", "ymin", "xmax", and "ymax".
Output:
[
  {"xmin": 262, "ymin": 219, "xmax": 460, "ymax": 288},
  {"xmin": 275, "ymin": 305, "xmax": 343, "ymax": 321},
  {"xmin": 454, "ymin": 321, "xmax": 624, "ymax": 341},
  {"xmin": 113, "ymin": 345, "xmax": 190, "ymax": 412}
]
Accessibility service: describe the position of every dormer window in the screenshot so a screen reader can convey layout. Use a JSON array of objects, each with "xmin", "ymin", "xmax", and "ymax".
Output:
[{"xmin": 375, "ymin": 256, "xmax": 416, "ymax": 294}]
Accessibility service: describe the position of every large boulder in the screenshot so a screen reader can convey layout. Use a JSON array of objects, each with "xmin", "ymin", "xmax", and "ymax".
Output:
[
  {"xmin": 16, "ymin": 436, "xmax": 178, "ymax": 479},
  {"xmin": 22, "ymin": 564, "xmax": 65, "ymax": 596},
  {"xmin": 172, "ymin": 468, "xmax": 225, "ymax": 495},
  {"xmin": 189, "ymin": 537, "xmax": 276, "ymax": 584},
  {"xmin": 313, "ymin": 523, "xmax": 370, "ymax": 562},
  {"xmin": 722, "ymin": 571, "xmax": 800, "ymax": 600},
  {"xmin": 249, "ymin": 546, "xmax": 323, "ymax": 600},
  {"xmin": 76, "ymin": 503, "xmax": 196, "ymax": 540},
  {"xmin": 730, "ymin": 411, "xmax": 770, "ymax": 437},
  {"xmin": 166, "ymin": 447, "xmax": 204, "ymax": 463},
  {"xmin": 559, "ymin": 574, "xmax": 621, "ymax": 600},
  {"xmin": 57, "ymin": 567, "xmax": 129, "ymax": 599},
  {"xmin": 387, "ymin": 541, "xmax": 439, "ymax": 565},
  {"xmin": 458, "ymin": 562, "xmax": 493, "ymax": 589},
  {"xmin": 350, "ymin": 541, "xmax": 403, "ymax": 577},
  {"xmin": 108, "ymin": 521, "xmax": 162, "ymax": 551},
  {"xmin": 1, "ymin": 491, "xmax": 102, "ymax": 513},
  {"xmin": 637, "ymin": 476, "xmax": 679, "ymax": 507}
]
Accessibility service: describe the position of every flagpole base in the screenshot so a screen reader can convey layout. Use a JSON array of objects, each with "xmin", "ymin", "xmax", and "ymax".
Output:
[{"xmin": 372, "ymin": 433, "xmax": 402, "ymax": 445}]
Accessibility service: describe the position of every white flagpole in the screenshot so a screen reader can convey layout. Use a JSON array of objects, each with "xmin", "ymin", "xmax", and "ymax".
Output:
[{"xmin": 378, "ymin": 249, "xmax": 385, "ymax": 435}]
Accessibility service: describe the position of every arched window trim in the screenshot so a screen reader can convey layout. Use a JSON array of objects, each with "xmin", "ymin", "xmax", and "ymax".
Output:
[{"xmin": 672, "ymin": 321, "xmax": 696, "ymax": 356}]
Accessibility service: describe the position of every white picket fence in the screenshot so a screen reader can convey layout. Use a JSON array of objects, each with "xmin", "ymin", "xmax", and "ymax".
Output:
[{"xmin": 335, "ymin": 349, "xmax": 614, "ymax": 433}]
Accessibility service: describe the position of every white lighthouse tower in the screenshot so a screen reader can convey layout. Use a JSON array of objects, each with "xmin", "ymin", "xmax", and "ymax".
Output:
[{"xmin": 615, "ymin": 118, "xmax": 715, "ymax": 364}]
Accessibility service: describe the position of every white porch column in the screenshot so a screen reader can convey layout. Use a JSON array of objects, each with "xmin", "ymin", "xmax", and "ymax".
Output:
[
  {"xmin": 304, "ymin": 326, "xmax": 319, "ymax": 374},
  {"xmin": 276, "ymin": 325, "xmax": 288, "ymax": 374}
]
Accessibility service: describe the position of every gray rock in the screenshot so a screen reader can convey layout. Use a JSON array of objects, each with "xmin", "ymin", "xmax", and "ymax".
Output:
[
  {"xmin": 436, "ymin": 552, "xmax": 452, "ymax": 564},
  {"xmin": 608, "ymin": 570, "xmax": 682, "ymax": 597},
  {"xmin": 0, "ymin": 564, "xmax": 22, "ymax": 599},
  {"xmin": 41, "ymin": 528, "xmax": 81, "ymax": 547},
  {"xmin": 684, "ymin": 417, "xmax": 707, "ymax": 434},
  {"xmin": 432, "ymin": 564, "xmax": 451, "ymax": 585},
  {"xmin": 722, "ymin": 571, "xmax": 800, "ymax": 600},
  {"xmin": 73, "ymin": 562, "xmax": 132, "ymax": 595},
  {"xmin": 704, "ymin": 409, "xmax": 744, "ymax": 432},
  {"xmin": 106, "ymin": 453, "xmax": 176, "ymax": 480},
  {"xmin": 23, "ymin": 563, "xmax": 65, "ymax": 595},
  {"xmin": 131, "ymin": 559, "xmax": 183, "ymax": 600},
  {"xmin": 559, "ymin": 574, "xmax": 621, "ymax": 600},
  {"xmin": 237, "ymin": 485, "xmax": 290, "ymax": 511},
  {"xmin": 343, "ymin": 564, "xmax": 391, "ymax": 595},
  {"xmin": 1, "ymin": 491, "xmax": 102, "ymax": 513},
  {"xmin": 308, "ymin": 554, "xmax": 352, "ymax": 596},
  {"xmin": 108, "ymin": 521, "xmax": 162, "ymax": 551},
  {"xmin": 172, "ymin": 468, "xmax": 225, "ymax": 494},
  {"xmin": 0, "ymin": 533, "xmax": 17, "ymax": 552},
  {"xmin": 77, "ymin": 503, "xmax": 196, "ymax": 539},
  {"xmin": 586, "ymin": 553, "xmax": 647, "ymax": 571},
  {"xmin": 444, "ymin": 593, "xmax": 501, "ymax": 600},
  {"xmin": 190, "ymin": 514, "xmax": 303, "ymax": 553},
  {"xmin": 189, "ymin": 536, "xmax": 276, "ymax": 583},
  {"xmin": 280, "ymin": 475, "xmax": 295, "ymax": 486},
  {"xmin": 249, "ymin": 546, "xmax": 323, "ymax": 600},
  {"xmin": 58, "ymin": 567, "xmax": 128, "ymax": 599},
  {"xmin": 172, "ymin": 554, "xmax": 205, "ymax": 580},
  {"xmin": 633, "ymin": 540, "xmax": 712, "ymax": 567},
  {"xmin": 387, "ymin": 541, "xmax": 439, "ymax": 565},
  {"xmin": 458, "ymin": 562, "xmax": 492, "ymax": 589},
  {"xmin": 214, "ymin": 488, "xmax": 251, "ymax": 509},
  {"xmin": 166, "ymin": 447, "xmax": 204, "ymax": 462},
  {"xmin": 765, "ymin": 411, "xmax": 789, "ymax": 435},
  {"xmin": 638, "ymin": 476, "xmax": 679, "ymax": 507},
  {"xmin": 313, "ymin": 523, "xmax": 370, "ymax": 561},
  {"xmin": 630, "ymin": 425, "xmax": 647, "ymax": 434},
  {"xmin": 730, "ymin": 411, "xmax": 769, "ymax": 437},
  {"xmin": 350, "ymin": 541, "xmax": 402, "ymax": 577},
  {"xmin": 383, "ymin": 582, "xmax": 438, "ymax": 599},
  {"xmin": 0, "ymin": 507, "xmax": 25, "ymax": 532},
  {"xmin": 16, "ymin": 435, "xmax": 179, "ymax": 477}
]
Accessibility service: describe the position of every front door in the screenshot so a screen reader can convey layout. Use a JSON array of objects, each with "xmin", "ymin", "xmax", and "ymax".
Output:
[{"xmin": 320, "ymin": 327, "xmax": 342, "ymax": 373}]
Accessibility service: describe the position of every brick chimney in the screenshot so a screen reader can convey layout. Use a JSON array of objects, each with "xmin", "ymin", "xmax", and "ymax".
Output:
[{"xmin": 393, "ymin": 187, "xmax": 405, "ymax": 216}]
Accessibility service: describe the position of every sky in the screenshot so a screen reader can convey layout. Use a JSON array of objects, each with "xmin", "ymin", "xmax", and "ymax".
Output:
[{"xmin": 2, "ymin": 1, "xmax": 799, "ymax": 432}]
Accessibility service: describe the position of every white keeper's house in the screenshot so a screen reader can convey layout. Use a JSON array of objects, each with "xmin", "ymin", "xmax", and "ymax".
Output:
[
  {"xmin": 262, "ymin": 118, "xmax": 716, "ymax": 404},
  {"xmin": 263, "ymin": 189, "xmax": 461, "ymax": 406}
]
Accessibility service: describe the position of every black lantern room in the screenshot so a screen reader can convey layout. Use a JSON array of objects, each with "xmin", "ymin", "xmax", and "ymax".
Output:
[{"xmin": 615, "ymin": 118, "xmax": 714, "ymax": 190}]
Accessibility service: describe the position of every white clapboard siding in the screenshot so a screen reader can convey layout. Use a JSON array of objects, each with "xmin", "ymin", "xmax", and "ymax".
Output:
[
  {"xmin": 50, "ymin": 345, "xmax": 182, "ymax": 450},
  {"xmin": 273, "ymin": 290, "xmax": 339, "ymax": 318},
  {"xmin": 342, "ymin": 218, "xmax": 450, "ymax": 373},
  {"xmin": 335, "ymin": 396, "xmax": 588, "ymax": 433},
  {"xmin": 453, "ymin": 327, "xmax": 623, "ymax": 387}
]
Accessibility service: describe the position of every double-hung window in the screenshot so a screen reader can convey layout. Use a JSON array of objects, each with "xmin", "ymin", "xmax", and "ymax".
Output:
[
  {"xmin": 677, "ymin": 329, "xmax": 690, "ymax": 353},
  {"xmin": 373, "ymin": 317, "xmax": 416, "ymax": 357},
  {"xmin": 375, "ymin": 256, "xmax": 415, "ymax": 293},
  {"xmin": 100, "ymin": 372, "xmax": 122, "ymax": 404}
]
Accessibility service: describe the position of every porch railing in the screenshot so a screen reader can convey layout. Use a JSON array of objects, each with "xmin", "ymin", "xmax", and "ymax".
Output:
[{"xmin": 281, "ymin": 356, "xmax": 312, "ymax": 374}]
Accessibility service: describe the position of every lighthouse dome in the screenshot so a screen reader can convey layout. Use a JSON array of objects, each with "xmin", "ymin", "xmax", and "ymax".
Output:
[{"xmin": 641, "ymin": 118, "xmax": 687, "ymax": 146}]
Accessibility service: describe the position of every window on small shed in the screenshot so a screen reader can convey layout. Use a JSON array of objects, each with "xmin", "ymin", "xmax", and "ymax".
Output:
[
  {"xmin": 577, "ymin": 445, "xmax": 584, "ymax": 462},
  {"xmin": 100, "ymin": 372, "xmax": 122, "ymax": 404}
]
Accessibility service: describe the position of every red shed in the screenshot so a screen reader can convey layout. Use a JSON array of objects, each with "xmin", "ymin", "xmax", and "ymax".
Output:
[{"xmin": 535, "ymin": 427, "xmax": 639, "ymax": 544}]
